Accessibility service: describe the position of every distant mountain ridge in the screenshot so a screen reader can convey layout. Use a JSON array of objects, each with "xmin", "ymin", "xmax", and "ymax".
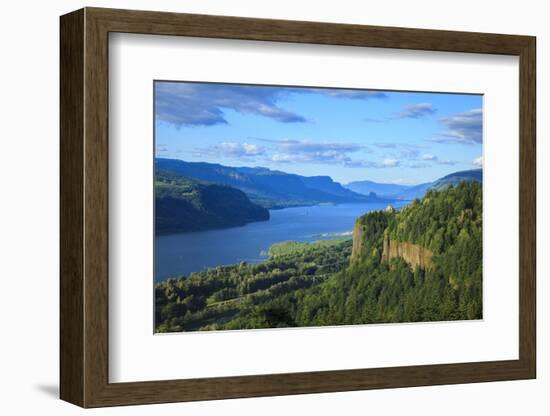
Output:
[
  {"xmin": 429, "ymin": 169, "xmax": 483, "ymax": 190},
  {"xmin": 345, "ymin": 169, "xmax": 482, "ymax": 201},
  {"xmin": 156, "ymin": 158, "xmax": 390, "ymax": 208},
  {"xmin": 300, "ymin": 175, "xmax": 362, "ymax": 199},
  {"xmin": 396, "ymin": 169, "xmax": 482, "ymax": 200},
  {"xmin": 344, "ymin": 180, "xmax": 411, "ymax": 198}
]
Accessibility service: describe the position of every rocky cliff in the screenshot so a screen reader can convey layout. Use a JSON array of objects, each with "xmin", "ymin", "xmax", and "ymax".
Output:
[
  {"xmin": 351, "ymin": 220, "xmax": 434, "ymax": 270},
  {"xmin": 351, "ymin": 222, "xmax": 365, "ymax": 259},
  {"xmin": 382, "ymin": 238, "xmax": 434, "ymax": 270}
]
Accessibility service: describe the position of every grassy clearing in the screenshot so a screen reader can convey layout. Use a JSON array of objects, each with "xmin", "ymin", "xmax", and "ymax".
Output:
[{"xmin": 268, "ymin": 237, "xmax": 351, "ymax": 258}]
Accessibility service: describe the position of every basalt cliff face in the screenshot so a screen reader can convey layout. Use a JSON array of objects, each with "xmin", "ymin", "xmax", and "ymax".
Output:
[
  {"xmin": 382, "ymin": 238, "xmax": 434, "ymax": 270},
  {"xmin": 351, "ymin": 222, "xmax": 365, "ymax": 259},
  {"xmin": 352, "ymin": 221, "xmax": 434, "ymax": 270}
]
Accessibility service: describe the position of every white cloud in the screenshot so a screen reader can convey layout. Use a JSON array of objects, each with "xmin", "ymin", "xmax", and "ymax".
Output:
[
  {"xmin": 364, "ymin": 103, "xmax": 436, "ymax": 123},
  {"xmin": 155, "ymin": 83, "xmax": 389, "ymax": 127},
  {"xmin": 155, "ymin": 82, "xmax": 307, "ymax": 127},
  {"xmin": 272, "ymin": 139, "xmax": 364, "ymax": 154},
  {"xmin": 307, "ymin": 89, "xmax": 387, "ymax": 100},
  {"xmin": 396, "ymin": 103, "xmax": 437, "ymax": 119},
  {"xmin": 260, "ymin": 138, "xmax": 366, "ymax": 166},
  {"xmin": 435, "ymin": 108, "xmax": 483, "ymax": 145},
  {"xmin": 382, "ymin": 158, "xmax": 400, "ymax": 167},
  {"xmin": 437, "ymin": 159, "xmax": 458, "ymax": 166},
  {"xmin": 421, "ymin": 153, "xmax": 437, "ymax": 161},
  {"xmin": 472, "ymin": 156, "xmax": 483, "ymax": 167},
  {"xmin": 205, "ymin": 142, "xmax": 266, "ymax": 158}
]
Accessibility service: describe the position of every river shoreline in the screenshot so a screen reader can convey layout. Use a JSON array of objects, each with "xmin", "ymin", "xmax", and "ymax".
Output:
[{"xmin": 155, "ymin": 201, "xmax": 409, "ymax": 281}]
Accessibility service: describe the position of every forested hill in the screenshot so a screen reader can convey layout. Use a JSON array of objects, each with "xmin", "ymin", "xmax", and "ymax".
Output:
[
  {"xmin": 340, "ymin": 180, "xmax": 483, "ymax": 322},
  {"xmin": 385, "ymin": 180, "xmax": 482, "ymax": 256},
  {"xmin": 155, "ymin": 170, "xmax": 269, "ymax": 234},
  {"xmin": 155, "ymin": 181, "xmax": 483, "ymax": 332},
  {"xmin": 155, "ymin": 158, "xmax": 390, "ymax": 209}
]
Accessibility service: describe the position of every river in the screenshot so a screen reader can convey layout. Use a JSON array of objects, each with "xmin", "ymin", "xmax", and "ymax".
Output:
[{"xmin": 155, "ymin": 201, "xmax": 408, "ymax": 281}]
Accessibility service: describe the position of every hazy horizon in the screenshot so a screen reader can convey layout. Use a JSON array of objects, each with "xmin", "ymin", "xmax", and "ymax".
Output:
[{"xmin": 155, "ymin": 156, "xmax": 481, "ymax": 187}]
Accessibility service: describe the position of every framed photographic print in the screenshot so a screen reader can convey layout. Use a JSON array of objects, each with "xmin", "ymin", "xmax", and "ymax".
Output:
[{"xmin": 60, "ymin": 7, "xmax": 536, "ymax": 408}]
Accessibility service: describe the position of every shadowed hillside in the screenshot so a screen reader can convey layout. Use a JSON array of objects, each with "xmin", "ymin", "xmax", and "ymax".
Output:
[
  {"xmin": 156, "ymin": 170, "xmax": 269, "ymax": 234},
  {"xmin": 156, "ymin": 158, "xmax": 392, "ymax": 209}
]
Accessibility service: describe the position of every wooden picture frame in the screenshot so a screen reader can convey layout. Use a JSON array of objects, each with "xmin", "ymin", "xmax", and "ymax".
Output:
[{"xmin": 60, "ymin": 7, "xmax": 536, "ymax": 408}]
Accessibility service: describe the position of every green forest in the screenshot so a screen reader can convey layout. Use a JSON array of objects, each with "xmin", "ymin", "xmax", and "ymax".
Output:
[
  {"xmin": 155, "ymin": 181, "xmax": 482, "ymax": 332},
  {"xmin": 156, "ymin": 170, "xmax": 269, "ymax": 234}
]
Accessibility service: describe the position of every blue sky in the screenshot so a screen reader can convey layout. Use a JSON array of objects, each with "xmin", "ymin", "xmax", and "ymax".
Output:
[{"xmin": 154, "ymin": 81, "xmax": 482, "ymax": 185}]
